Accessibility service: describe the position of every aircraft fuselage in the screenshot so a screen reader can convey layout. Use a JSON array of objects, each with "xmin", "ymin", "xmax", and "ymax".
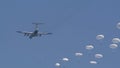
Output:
[{"xmin": 29, "ymin": 30, "xmax": 39, "ymax": 39}]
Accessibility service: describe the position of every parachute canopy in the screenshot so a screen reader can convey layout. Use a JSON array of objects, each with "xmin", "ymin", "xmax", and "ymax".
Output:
[
  {"xmin": 55, "ymin": 63, "xmax": 60, "ymax": 67},
  {"xmin": 90, "ymin": 61, "xmax": 98, "ymax": 64},
  {"xmin": 86, "ymin": 45, "xmax": 94, "ymax": 50},
  {"xmin": 109, "ymin": 44, "xmax": 118, "ymax": 49},
  {"xmin": 112, "ymin": 38, "xmax": 120, "ymax": 44},
  {"xmin": 117, "ymin": 22, "xmax": 120, "ymax": 29},
  {"xmin": 62, "ymin": 58, "xmax": 69, "ymax": 62},
  {"xmin": 75, "ymin": 52, "xmax": 83, "ymax": 57},
  {"xmin": 95, "ymin": 54, "xmax": 103, "ymax": 59},
  {"xmin": 96, "ymin": 34, "xmax": 104, "ymax": 40}
]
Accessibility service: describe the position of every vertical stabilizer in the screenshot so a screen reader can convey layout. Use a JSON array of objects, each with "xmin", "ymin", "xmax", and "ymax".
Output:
[{"xmin": 32, "ymin": 23, "xmax": 44, "ymax": 30}]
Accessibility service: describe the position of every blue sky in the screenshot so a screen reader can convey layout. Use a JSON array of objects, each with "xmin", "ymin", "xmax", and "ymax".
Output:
[{"xmin": 0, "ymin": 0, "xmax": 120, "ymax": 68}]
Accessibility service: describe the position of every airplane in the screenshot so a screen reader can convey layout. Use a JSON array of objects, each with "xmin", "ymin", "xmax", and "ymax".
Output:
[{"xmin": 16, "ymin": 23, "xmax": 52, "ymax": 39}]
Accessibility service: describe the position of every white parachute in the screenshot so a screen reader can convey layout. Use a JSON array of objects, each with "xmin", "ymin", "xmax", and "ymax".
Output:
[
  {"xmin": 109, "ymin": 44, "xmax": 118, "ymax": 49},
  {"xmin": 62, "ymin": 58, "xmax": 69, "ymax": 62},
  {"xmin": 75, "ymin": 52, "xmax": 83, "ymax": 57},
  {"xmin": 96, "ymin": 34, "xmax": 104, "ymax": 40},
  {"xmin": 112, "ymin": 38, "xmax": 120, "ymax": 44},
  {"xmin": 116, "ymin": 22, "xmax": 120, "ymax": 29},
  {"xmin": 55, "ymin": 63, "xmax": 60, "ymax": 67},
  {"xmin": 86, "ymin": 45, "xmax": 94, "ymax": 50},
  {"xmin": 95, "ymin": 54, "xmax": 103, "ymax": 59},
  {"xmin": 89, "ymin": 61, "xmax": 98, "ymax": 64}
]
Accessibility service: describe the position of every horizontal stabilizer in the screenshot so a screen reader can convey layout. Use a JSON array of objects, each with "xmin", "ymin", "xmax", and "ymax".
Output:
[{"xmin": 32, "ymin": 23, "xmax": 44, "ymax": 25}]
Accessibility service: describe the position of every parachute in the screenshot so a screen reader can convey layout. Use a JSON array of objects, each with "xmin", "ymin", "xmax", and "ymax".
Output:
[
  {"xmin": 116, "ymin": 22, "xmax": 120, "ymax": 29},
  {"xmin": 109, "ymin": 44, "xmax": 118, "ymax": 49},
  {"xmin": 55, "ymin": 63, "xmax": 60, "ymax": 67},
  {"xmin": 75, "ymin": 52, "xmax": 83, "ymax": 57},
  {"xmin": 95, "ymin": 54, "xmax": 103, "ymax": 59},
  {"xmin": 62, "ymin": 58, "xmax": 69, "ymax": 62},
  {"xmin": 112, "ymin": 38, "xmax": 120, "ymax": 44},
  {"xmin": 86, "ymin": 45, "xmax": 94, "ymax": 50},
  {"xmin": 90, "ymin": 61, "xmax": 98, "ymax": 64},
  {"xmin": 96, "ymin": 34, "xmax": 104, "ymax": 40}
]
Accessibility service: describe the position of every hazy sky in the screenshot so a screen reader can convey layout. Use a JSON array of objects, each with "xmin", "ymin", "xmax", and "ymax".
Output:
[{"xmin": 0, "ymin": 0, "xmax": 120, "ymax": 68}]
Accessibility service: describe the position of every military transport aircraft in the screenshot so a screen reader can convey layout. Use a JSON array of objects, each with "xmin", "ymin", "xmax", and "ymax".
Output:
[{"xmin": 16, "ymin": 23, "xmax": 52, "ymax": 39}]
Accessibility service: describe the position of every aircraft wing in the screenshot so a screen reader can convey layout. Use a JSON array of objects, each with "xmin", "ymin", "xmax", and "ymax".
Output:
[
  {"xmin": 16, "ymin": 31, "xmax": 33, "ymax": 36},
  {"xmin": 38, "ymin": 32, "xmax": 52, "ymax": 35}
]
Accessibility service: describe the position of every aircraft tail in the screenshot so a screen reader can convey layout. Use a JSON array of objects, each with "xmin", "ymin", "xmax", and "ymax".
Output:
[{"xmin": 32, "ymin": 23, "xmax": 44, "ymax": 30}]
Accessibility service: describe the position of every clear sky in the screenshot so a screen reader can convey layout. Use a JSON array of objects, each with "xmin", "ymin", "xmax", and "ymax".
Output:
[{"xmin": 0, "ymin": 0, "xmax": 120, "ymax": 68}]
